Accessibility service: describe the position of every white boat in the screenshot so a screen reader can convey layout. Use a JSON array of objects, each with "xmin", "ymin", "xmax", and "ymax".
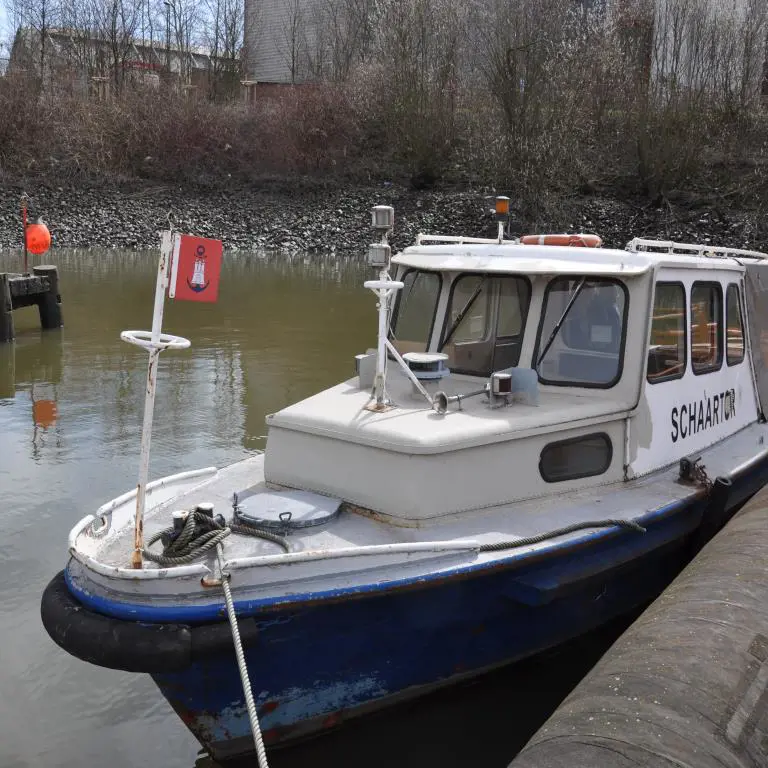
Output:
[{"xmin": 42, "ymin": 202, "xmax": 768, "ymax": 762}]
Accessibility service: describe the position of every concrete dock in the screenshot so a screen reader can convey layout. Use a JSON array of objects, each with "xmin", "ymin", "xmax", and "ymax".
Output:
[{"xmin": 509, "ymin": 486, "xmax": 768, "ymax": 768}]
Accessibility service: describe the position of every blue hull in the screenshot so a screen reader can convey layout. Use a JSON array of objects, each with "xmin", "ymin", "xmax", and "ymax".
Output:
[
  {"xmin": 45, "ymin": 454, "xmax": 768, "ymax": 762},
  {"xmin": 149, "ymin": 460, "xmax": 768, "ymax": 761},
  {"xmin": 154, "ymin": 542, "xmax": 684, "ymax": 758}
]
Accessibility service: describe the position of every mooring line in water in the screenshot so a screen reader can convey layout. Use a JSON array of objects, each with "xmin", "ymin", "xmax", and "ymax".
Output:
[{"xmin": 217, "ymin": 542, "xmax": 270, "ymax": 768}]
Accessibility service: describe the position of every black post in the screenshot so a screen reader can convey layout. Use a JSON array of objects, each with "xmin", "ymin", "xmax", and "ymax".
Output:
[
  {"xmin": 0, "ymin": 273, "xmax": 14, "ymax": 343},
  {"xmin": 33, "ymin": 265, "xmax": 63, "ymax": 330},
  {"xmin": 0, "ymin": 331, "xmax": 13, "ymax": 396}
]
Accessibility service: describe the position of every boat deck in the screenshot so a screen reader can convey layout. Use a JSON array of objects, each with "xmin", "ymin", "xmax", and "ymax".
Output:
[{"xmin": 92, "ymin": 420, "xmax": 768, "ymax": 571}]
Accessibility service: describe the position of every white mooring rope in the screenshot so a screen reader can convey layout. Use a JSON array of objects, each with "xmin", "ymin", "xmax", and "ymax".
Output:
[{"xmin": 217, "ymin": 543, "xmax": 270, "ymax": 768}]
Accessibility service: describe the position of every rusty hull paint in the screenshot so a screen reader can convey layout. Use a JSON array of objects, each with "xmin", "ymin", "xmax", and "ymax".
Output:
[{"xmin": 150, "ymin": 526, "xmax": 703, "ymax": 760}]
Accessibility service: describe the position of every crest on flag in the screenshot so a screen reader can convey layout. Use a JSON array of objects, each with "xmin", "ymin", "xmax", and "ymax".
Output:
[{"xmin": 168, "ymin": 234, "xmax": 223, "ymax": 303}]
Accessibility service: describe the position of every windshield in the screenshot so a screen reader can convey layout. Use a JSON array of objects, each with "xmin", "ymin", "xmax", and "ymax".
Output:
[
  {"xmin": 390, "ymin": 269, "xmax": 442, "ymax": 354},
  {"xmin": 536, "ymin": 277, "xmax": 627, "ymax": 387},
  {"xmin": 440, "ymin": 274, "xmax": 531, "ymax": 376}
]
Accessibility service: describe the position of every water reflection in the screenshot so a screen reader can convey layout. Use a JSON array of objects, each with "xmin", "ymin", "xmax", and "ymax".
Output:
[
  {"xmin": 0, "ymin": 330, "xmax": 64, "ymax": 460},
  {"xmin": 0, "ymin": 248, "xmax": 374, "ymax": 768}
]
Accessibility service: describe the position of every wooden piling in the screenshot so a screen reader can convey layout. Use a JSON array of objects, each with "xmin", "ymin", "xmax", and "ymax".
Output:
[
  {"xmin": 0, "ymin": 273, "xmax": 14, "ymax": 343},
  {"xmin": 33, "ymin": 265, "xmax": 62, "ymax": 330},
  {"xmin": 0, "ymin": 340, "xmax": 13, "ymax": 398}
]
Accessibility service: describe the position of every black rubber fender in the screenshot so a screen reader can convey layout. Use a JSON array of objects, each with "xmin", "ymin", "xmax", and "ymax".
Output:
[{"xmin": 40, "ymin": 571, "xmax": 259, "ymax": 673}]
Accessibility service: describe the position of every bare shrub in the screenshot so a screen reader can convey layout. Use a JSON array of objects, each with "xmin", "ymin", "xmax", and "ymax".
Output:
[
  {"xmin": 0, "ymin": 0, "xmax": 765, "ymax": 205},
  {"xmin": 344, "ymin": 0, "xmax": 468, "ymax": 187}
]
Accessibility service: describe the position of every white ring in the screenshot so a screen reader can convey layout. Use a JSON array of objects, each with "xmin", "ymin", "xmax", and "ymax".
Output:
[{"xmin": 120, "ymin": 330, "xmax": 191, "ymax": 351}]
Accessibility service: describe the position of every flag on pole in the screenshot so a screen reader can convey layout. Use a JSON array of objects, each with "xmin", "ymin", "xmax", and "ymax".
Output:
[{"xmin": 168, "ymin": 234, "xmax": 223, "ymax": 303}]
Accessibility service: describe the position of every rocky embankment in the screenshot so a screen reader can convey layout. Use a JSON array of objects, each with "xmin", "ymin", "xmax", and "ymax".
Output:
[{"xmin": 0, "ymin": 179, "xmax": 764, "ymax": 254}]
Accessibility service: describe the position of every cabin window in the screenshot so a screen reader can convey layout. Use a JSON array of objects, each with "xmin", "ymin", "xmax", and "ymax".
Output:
[
  {"xmin": 539, "ymin": 433, "xmax": 612, "ymax": 482},
  {"xmin": 390, "ymin": 269, "xmax": 442, "ymax": 355},
  {"xmin": 647, "ymin": 282, "xmax": 686, "ymax": 383},
  {"xmin": 439, "ymin": 274, "xmax": 531, "ymax": 376},
  {"xmin": 726, "ymin": 284, "xmax": 745, "ymax": 366},
  {"xmin": 690, "ymin": 282, "xmax": 723, "ymax": 374},
  {"xmin": 535, "ymin": 277, "xmax": 627, "ymax": 387}
]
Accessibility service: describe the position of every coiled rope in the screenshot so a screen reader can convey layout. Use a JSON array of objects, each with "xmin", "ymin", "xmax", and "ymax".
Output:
[
  {"xmin": 142, "ymin": 508, "xmax": 277, "ymax": 767},
  {"xmin": 478, "ymin": 518, "xmax": 645, "ymax": 552},
  {"xmin": 142, "ymin": 510, "xmax": 290, "ymax": 566}
]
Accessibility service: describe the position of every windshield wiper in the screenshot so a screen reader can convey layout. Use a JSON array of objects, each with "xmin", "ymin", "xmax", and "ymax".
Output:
[
  {"xmin": 536, "ymin": 277, "xmax": 588, "ymax": 367},
  {"xmin": 439, "ymin": 277, "xmax": 487, "ymax": 352}
]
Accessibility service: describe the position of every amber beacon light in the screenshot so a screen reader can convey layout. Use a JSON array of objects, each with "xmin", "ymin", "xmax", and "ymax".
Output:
[{"xmin": 495, "ymin": 196, "xmax": 510, "ymax": 243}]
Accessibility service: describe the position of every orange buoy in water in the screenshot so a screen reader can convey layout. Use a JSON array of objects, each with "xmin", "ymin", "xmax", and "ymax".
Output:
[
  {"xmin": 520, "ymin": 233, "xmax": 602, "ymax": 248},
  {"xmin": 26, "ymin": 221, "xmax": 51, "ymax": 255}
]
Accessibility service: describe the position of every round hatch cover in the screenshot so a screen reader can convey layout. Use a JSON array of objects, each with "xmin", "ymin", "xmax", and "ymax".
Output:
[{"xmin": 234, "ymin": 487, "xmax": 342, "ymax": 530}]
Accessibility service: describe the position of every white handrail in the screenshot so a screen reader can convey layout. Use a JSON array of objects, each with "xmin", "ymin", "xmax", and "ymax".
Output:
[
  {"xmin": 626, "ymin": 237, "xmax": 767, "ymax": 260},
  {"xmin": 224, "ymin": 540, "xmax": 481, "ymax": 571},
  {"xmin": 415, "ymin": 234, "xmax": 519, "ymax": 246}
]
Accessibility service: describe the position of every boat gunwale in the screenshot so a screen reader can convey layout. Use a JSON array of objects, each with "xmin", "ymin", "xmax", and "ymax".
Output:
[{"xmin": 64, "ymin": 483, "xmax": 706, "ymax": 622}]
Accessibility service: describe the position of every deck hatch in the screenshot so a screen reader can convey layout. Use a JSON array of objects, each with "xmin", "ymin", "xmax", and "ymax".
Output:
[{"xmin": 234, "ymin": 487, "xmax": 342, "ymax": 531}]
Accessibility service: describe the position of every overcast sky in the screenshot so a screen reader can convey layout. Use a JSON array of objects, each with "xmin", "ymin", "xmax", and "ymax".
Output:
[{"xmin": 0, "ymin": 7, "xmax": 9, "ymax": 55}]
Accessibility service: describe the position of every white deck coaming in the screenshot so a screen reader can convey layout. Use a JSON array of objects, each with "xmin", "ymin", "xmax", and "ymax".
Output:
[
  {"xmin": 67, "ymin": 421, "xmax": 768, "ymax": 604},
  {"xmin": 265, "ymin": 371, "xmax": 637, "ymax": 455}
]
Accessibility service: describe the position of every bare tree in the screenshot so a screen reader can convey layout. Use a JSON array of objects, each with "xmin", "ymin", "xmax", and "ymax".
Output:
[
  {"xmin": 368, "ymin": 0, "xmax": 468, "ymax": 185},
  {"xmin": 281, "ymin": 0, "xmax": 306, "ymax": 84},
  {"xmin": 204, "ymin": 0, "xmax": 242, "ymax": 99},
  {"xmin": 307, "ymin": 0, "xmax": 377, "ymax": 82},
  {"xmin": 6, "ymin": 0, "xmax": 61, "ymax": 86},
  {"xmin": 59, "ymin": 0, "xmax": 97, "ymax": 77},
  {"xmin": 90, "ymin": 0, "xmax": 142, "ymax": 94}
]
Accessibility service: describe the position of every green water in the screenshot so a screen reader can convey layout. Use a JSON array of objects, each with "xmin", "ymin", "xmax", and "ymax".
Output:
[
  {"xmin": 0, "ymin": 248, "xmax": 627, "ymax": 768},
  {"xmin": 0, "ymin": 249, "xmax": 374, "ymax": 767}
]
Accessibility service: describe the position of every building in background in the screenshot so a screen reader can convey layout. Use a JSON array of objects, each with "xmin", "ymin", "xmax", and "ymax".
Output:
[
  {"xmin": 242, "ymin": 0, "xmax": 375, "ymax": 90},
  {"xmin": 243, "ymin": 0, "xmax": 767, "ymax": 102},
  {"xmin": 8, "ymin": 26, "xmax": 237, "ymax": 98},
  {"xmin": 244, "ymin": 0, "xmax": 320, "ymax": 85}
]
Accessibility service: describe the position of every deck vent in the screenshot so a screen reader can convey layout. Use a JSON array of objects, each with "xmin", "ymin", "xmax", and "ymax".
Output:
[{"xmin": 402, "ymin": 352, "xmax": 450, "ymax": 381}]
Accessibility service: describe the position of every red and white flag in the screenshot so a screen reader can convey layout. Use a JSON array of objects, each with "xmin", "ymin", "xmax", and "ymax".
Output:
[{"xmin": 168, "ymin": 234, "xmax": 223, "ymax": 303}]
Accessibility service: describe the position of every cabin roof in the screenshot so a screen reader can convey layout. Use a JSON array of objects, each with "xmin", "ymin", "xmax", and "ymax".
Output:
[{"xmin": 392, "ymin": 243, "xmax": 761, "ymax": 275}]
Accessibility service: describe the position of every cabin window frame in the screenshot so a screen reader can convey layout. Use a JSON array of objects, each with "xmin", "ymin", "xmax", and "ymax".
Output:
[
  {"xmin": 690, "ymin": 281, "xmax": 724, "ymax": 376},
  {"xmin": 439, "ymin": 271, "xmax": 532, "ymax": 377},
  {"xmin": 389, "ymin": 267, "xmax": 443, "ymax": 353},
  {"xmin": 539, "ymin": 432, "xmax": 613, "ymax": 483},
  {"xmin": 533, "ymin": 276, "xmax": 629, "ymax": 389},
  {"xmin": 726, "ymin": 283, "xmax": 745, "ymax": 367},
  {"xmin": 647, "ymin": 281, "xmax": 687, "ymax": 384}
]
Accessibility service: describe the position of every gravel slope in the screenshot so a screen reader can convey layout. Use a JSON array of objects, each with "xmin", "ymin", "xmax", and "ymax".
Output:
[{"xmin": 0, "ymin": 180, "xmax": 764, "ymax": 255}]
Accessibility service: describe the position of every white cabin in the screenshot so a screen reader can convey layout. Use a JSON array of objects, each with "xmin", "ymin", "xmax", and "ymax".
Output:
[{"xmin": 264, "ymin": 235, "xmax": 768, "ymax": 524}]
